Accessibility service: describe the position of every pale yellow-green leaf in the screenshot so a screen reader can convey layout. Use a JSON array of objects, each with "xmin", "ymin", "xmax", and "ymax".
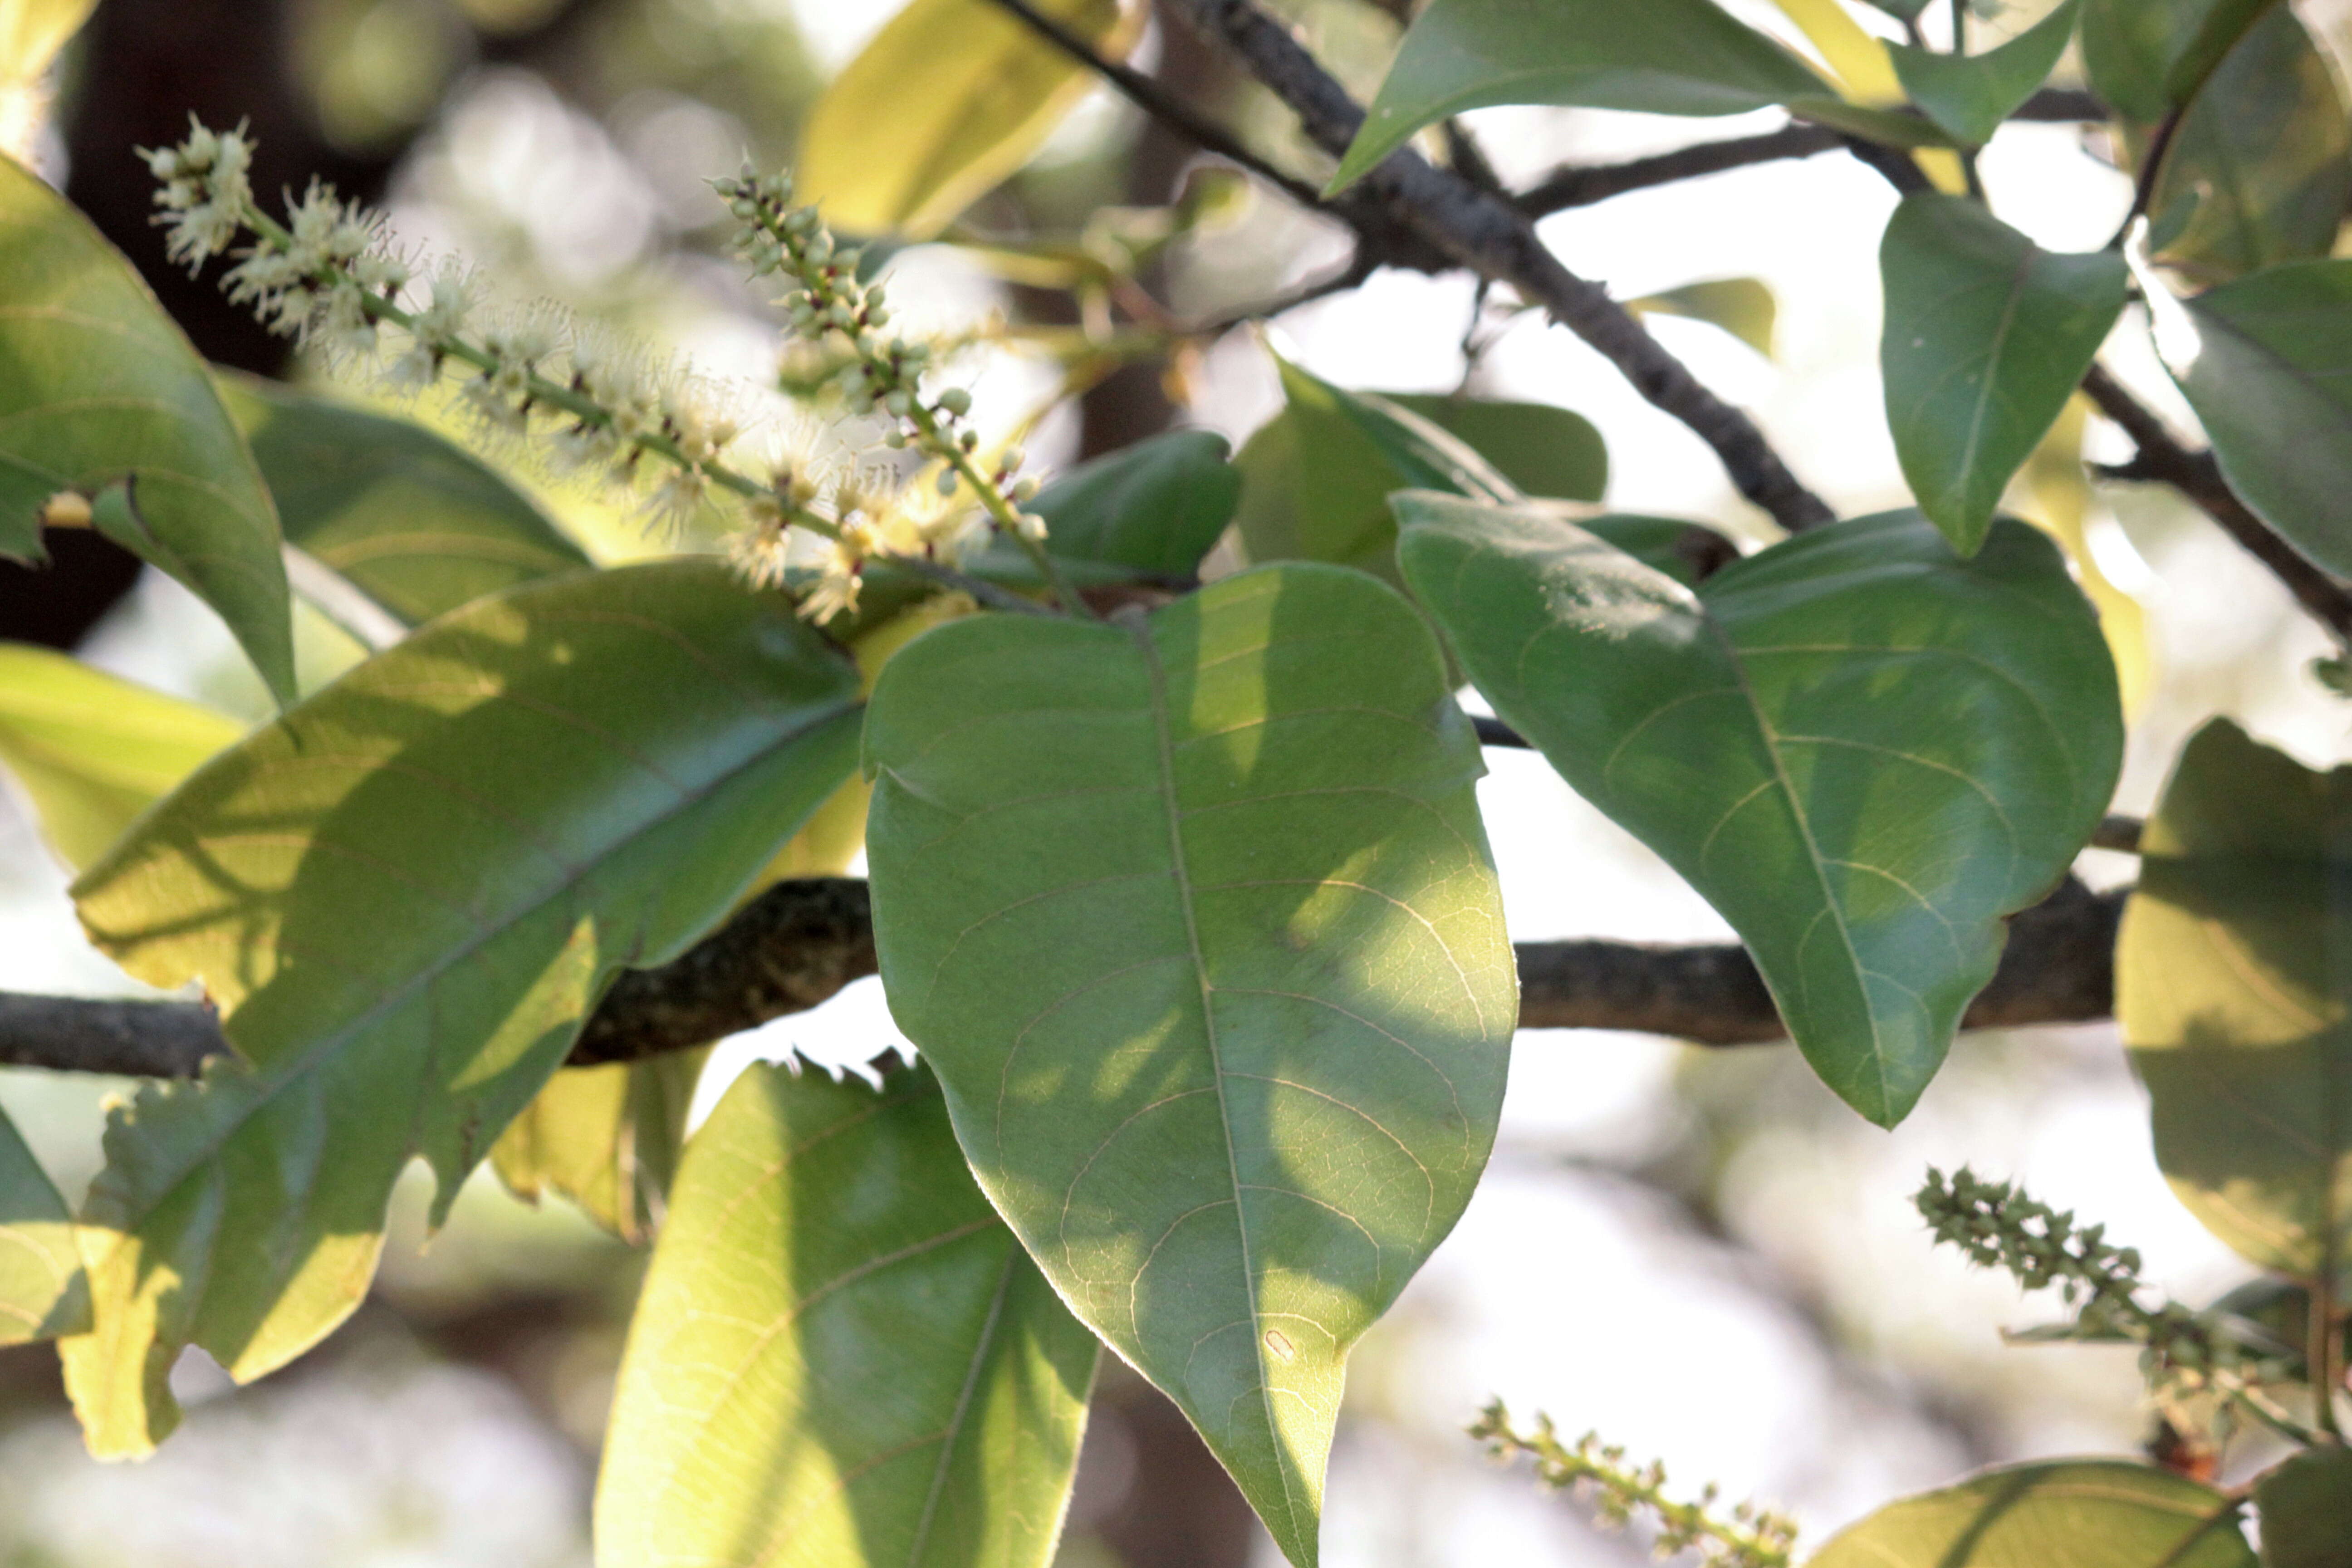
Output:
[
  {"xmin": 0, "ymin": 644, "xmax": 241, "ymax": 872},
  {"xmin": 1626, "ymin": 278, "xmax": 1779, "ymax": 358},
  {"xmin": 595, "ymin": 1061, "xmax": 1098, "ymax": 1568},
  {"xmin": 1810, "ymin": 1460, "xmax": 2254, "ymax": 1567},
  {"xmin": 0, "ymin": 1103, "xmax": 86, "ymax": 1344},
  {"xmin": 2020, "ymin": 398, "xmax": 2155, "ymax": 715},
  {"xmin": 0, "ymin": 0, "xmax": 94, "ymax": 83},
  {"xmin": 491, "ymin": 1049, "xmax": 706, "ymax": 1245},
  {"xmin": 798, "ymin": 0, "xmax": 1141, "ymax": 238}
]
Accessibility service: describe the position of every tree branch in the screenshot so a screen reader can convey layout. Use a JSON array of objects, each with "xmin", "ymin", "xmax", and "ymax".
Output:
[
  {"xmin": 0, "ymin": 876, "xmax": 2129, "ymax": 1078},
  {"xmin": 2081, "ymin": 364, "xmax": 2352, "ymax": 646},
  {"xmin": 1518, "ymin": 125, "xmax": 1845, "ymax": 217}
]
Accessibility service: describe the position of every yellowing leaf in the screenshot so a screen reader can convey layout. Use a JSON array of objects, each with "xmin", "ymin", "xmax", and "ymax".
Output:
[
  {"xmin": 2021, "ymin": 399, "xmax": 2155, "ymax": 716},
  {"xmin": 0, "ymin": 644, "xmax": 241, "ymax": 872},
  {"xmin": 0, "ymin": 0, "xmax": 94, "ymax": 84},
  {"xmin": 0, "ymin": 1105, "xmax": 85, "ymax": 1344},
  {"xmin": 798, "ymin": 0, "xmax": 1141, "ymax": 238}
]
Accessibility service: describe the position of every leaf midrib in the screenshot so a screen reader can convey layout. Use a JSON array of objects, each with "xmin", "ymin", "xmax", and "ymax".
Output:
[
  {"xmin": 91, "ymin": 690, "xmax": 860, "ymax": 1241},
  {"xmin": 1127, "ymin": 611, "xmax": 1301, "ymax": 1549}
]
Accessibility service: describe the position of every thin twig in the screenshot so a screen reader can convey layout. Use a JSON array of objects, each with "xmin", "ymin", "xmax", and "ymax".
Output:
[
  {"xmin": 1156, "ymin": 0, "xmax": 1838, "ymax": 531},
  {"xmin": 2081, "ymin": 364, "xmax": 2352, "ymax": 647},
  {"xmin": 1518, "ymin": 125, "xmax": 1845, "ymax": 216}
]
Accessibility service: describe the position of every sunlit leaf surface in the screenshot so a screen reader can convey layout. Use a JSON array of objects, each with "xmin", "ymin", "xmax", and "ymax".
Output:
[
  {"xmin": 1810, "ymin": 1461, "xmax": 2254, "ymax": 1567},
  {"xmin": 863, "ymin": 564, "xmax": 1514, "ymax": 1567},
  {"xmin": 0, "ymin": 1106, "xmax": 85, "ymax": 1345},
  {"xmin": 596, "ymin": 1060, "xmax": 1098, "ymax": 1568}
]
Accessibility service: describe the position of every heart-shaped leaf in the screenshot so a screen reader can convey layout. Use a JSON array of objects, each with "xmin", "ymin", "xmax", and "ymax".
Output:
[
  {"xmin": 799, "ymin": 0, "xmax": 1141, "ymax": 238},
  {"xmin": 62, "ymin": 561, "xmax": 863, "ymax": 1456},
  {"xmin": 863, "ymin": 564, "xmax": 1515, "ymax": 1567},
  {"xmin": 1810, "ymin": 1461, "xmax": 2254, "ymax": 1568},
  {"xmin": 0, "ymin": 156, "xmax": 295, "ymax": 702},
  {"xmin": 1029, "ymin": 430, "xmax": 1240, "ymax": 578},
  {"xmin": 2142, "ymin": 6, "xmax": 2351, "ymax": 286},
  {"xmin": 1880, "ymin": 194, "xmax": 2128, "ymax": 556},
  {"xmin": 1397, "ymin": 500, "xmax": 2120, "ymax": 1125},
  {"xmin": 2255, "ymin": 1447, "xmax": 2352, "ymax": 1568},
  {"xmin": 596, "ymin": 1059, "xmax": 1099, "ymax": 1568},
  {"xmin": 2120, "ymin": 720, "xmax": 2352, "ymax": 1291},
  {"xmin": 2145, "ymin": 256, "xmax": 2352, "ymax": 580},
  {"xmin": 0, "ymin": 1106, "xmax": 85, "ymax": 1344},
  {"xmin": 1889, "ymin": 0, "xmax": 2082, "ymax": 147},
  {"xmin": 0, "ymin": 643, "xmax": 241, "ymax": 872},
  {"xmin": 1328, "ymin": 0, "xmax": 1949, "ymax": 196},
  {"xmin": 215, "ymin": 371, "xmax": 588, "ymax": 628}
]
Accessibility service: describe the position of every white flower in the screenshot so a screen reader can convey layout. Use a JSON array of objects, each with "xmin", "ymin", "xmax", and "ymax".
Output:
[
  {"xmin": 796, "ymin": 542, "xmax": 862, "ymax": 624},
  {"xmin": 646, "ymin": 465, "xmax": 710, "ymax": 538}
]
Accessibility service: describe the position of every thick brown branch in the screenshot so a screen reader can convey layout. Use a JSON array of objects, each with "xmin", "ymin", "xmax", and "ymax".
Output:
[
  {"xmin": 0, "ymin": 877, "xmax": 2128, "ymax": 1078},
  {"xmin": 2082, "ymin": 364, "xmax": 2352, "ymax": 646}
]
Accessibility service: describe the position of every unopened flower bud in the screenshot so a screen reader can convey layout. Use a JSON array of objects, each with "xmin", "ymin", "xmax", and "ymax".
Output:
[{"xmin": 937, "ymin": 387, "xmax": 972, "ymax": 416}]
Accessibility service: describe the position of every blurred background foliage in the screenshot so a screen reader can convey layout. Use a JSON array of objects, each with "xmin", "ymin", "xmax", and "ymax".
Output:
[{"xmin": 1, "ymin": 0, "xmax": 2350, "ymax": 1564}]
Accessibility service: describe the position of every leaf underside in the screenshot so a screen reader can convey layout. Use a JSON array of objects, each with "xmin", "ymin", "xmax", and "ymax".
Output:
[
  {"xmin": 1397, "ymin": 500, "xmax": 2121, "ymax": 1125},
  {"xmin": 2120, "ymin": 719, "xmax": 2352, "ymax": 1292},
  {"xmin": 0, "ymin": 1105, "xmax": 87, "ymax": 1345},
  {"xmin": 1808, "ymin": 1460, "xmax": 2254, "ymax": 1567},
  {"xmin": 862, "ymin": 563, "xmax": 1515, "ymax": 1567},
  {"xmin": 596, "ymin": 1060, "xmax": 1099, "ymax": 1568},
  {"xmin": 62, "ymin": 561, "xmax": 862, "ymax": 1456}
]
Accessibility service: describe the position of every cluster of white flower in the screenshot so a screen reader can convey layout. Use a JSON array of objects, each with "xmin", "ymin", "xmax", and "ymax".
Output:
[{"xmin": 147, "ymin": 119, "xmax": 1067, "ymax": 626}]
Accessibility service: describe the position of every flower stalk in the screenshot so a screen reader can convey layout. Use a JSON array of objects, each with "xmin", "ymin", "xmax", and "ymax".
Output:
[
  {"xmin": 143, "ymin": 118, "xmax": 1068, "ymax": 626},
  {"xmin": 1469, "ymin": 1401, "xmax": 1798, "ymax": 1567}
]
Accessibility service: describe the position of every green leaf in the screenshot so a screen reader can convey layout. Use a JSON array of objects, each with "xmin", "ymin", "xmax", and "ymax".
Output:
[
  {"xmin": 490, "ymin": 1049, "xmax": 706, "ymax": 1245},
  {"xmin": 1383, "ymin": 393, "xmax": 1608, "ymax": 500},
  {"xmin": 862, "ymin": 564, "xmax": 1515, "ymax": 1567},
  {"xmin": 1889, "ymin": 0, "xmax": 2082, "ymax": 146},
  {"xmin": 0, "ymin": 155, "xmax": 296, "ymax": 703},
  {"xmin": 1580, "ymin": 514, "xmax": 1742, "ymax": 587},
  {"xmin": 798, "ymin": 0, "xmax": 1139, "ymax": 238},
  {"xmin": 2146, "ymin": 256, "xmax": 2352, "ymax": 580},
  {"xmin": 2255, "ymin": 1447, "xmax": 2352, "ymax": 1568},
  {"xmin": 1326, "ymin": 0, "xmax": 1946, "ymax": 196},
  {"xmin": 1029, "ymin": 430, "xmax": 1240, "ymax": 578},
  {"xmin": 2082, "ymin": 0, "xmax": 2280, "ymax": 120},
  {"xmin": 0, "ymin": 1104, "xmax": 86, "ymax": 1344},
  {"xmin": 1880, "ymin": 194, "xmax": 2129, "ymax": 556},
  {"xmin": 1233, "ymin": 356, "xmax": 1524, "ymax": 586},
  {"xmin": 1809, "ymin": 1461, "xmax": 2254, "ymax": 1568},
  {"xmin": 0, "ymin": 0, "xmax": 95, "ymax": 83},
  {"xmin": 1624, "ymin": 278, "xmax": 1778, "ymax": 359},
  {"xmin": 2119, "ymin": 719, "xmax": 2352, "ymax": 1290},
  {"xmin": 1396, "ymin": 500, "xmax": 2120, "ymax": 1126},
  {"xmin": 215, "ymin": 371, "xmax": 589, "ymax": 628},
  {"xmin": 595, "ymin": 1060, "xmax": 1099, "ymax": 1568},
  {"xmin": 0, "ymin": 643, "xmax": 241, "ymax": 872},
  {"xmin": 2145, "ymin": 6, "xmax": 2352, "ymax": 286},
  {"xmin": 60, "ymin": 561, "xmax": 864, "ymax": 1457}
]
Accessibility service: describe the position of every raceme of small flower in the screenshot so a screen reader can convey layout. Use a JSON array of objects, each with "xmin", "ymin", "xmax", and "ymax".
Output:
[
  {"xmin": 1468, "ymin": 1401, "xmax": 1798, "ymax": 1568},
  {"xmin": 142, "ymin": 118, "xmax": 1072, "ymax": 623},
  {"xmin": 1914, "ymin": 1168, "xmax": 2302, "ymax": 1403}
]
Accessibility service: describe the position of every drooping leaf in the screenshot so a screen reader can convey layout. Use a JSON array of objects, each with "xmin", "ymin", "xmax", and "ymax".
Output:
[
  {"xmin": 1624, "ymin": 278, "xmax": 1778, "ymax": 359},
  {"xmin": 2144, "ymin": 6, "xmax": 2352, "ymax": 286},
  {"xmin": 0, "ymin": 0, "xmax": 94, "ymax": 83},
  {"xmin": 1234, "ymin": 355, "xmax": 1527, "ymax": 585},
  {"xmin": 798, "ymin": 0, "xmax": 1141, "ymax": 239},
  {"xmin": 491, "ymin": 1049, "xmax": 706, "ymax": 1246},
  {"xmin": 1809, "ymin": 1461, "xmax": 2255, "ymax": 1568},
  {"xmin": 1880, "ymin": 194, "xmax": 2129, "ymax": 555},
  {"xmin": 595, "ymin": 1060, "xmax": 1099, "ymax": 1568},
  {"xmin": 214, "ymin": 371, "xmax": 589, "ymax": 627},
  {"xmin": 1383, "ymin": 393, "xmax": 1609, "ymax": 500},
  {"xmin": 1028, "ymin": 430, "xmax": 1240, "ymax": 578},
  {"xmin": 2119, "ymin": 720, "xmax": 2352, "ymax": 1291},
  {"xmin": 2255, "ymin": 1447, "xmax": 2352, "ymax": 1568},
  {"xmin": 2082, "ymin": 0, "xmax": 2281, "ymax": 120},
  {"xmin": 2145, "ymin": 256, "xmax": 2352, "ymax": 580},
  {"xmin": 1889, "ymin": 0, "xmax": 2082, "ymax": 146},
  {"xmin": 61, "ymin": 561, "xmax": 864, "ymax": 1457},
  {"xmin": 0, "ymin": 1104, "xmax": 86, "ymax": 1344},
  {"xmin": 0, "ymin": 644, "xmax": 241, "ymax": 872},
  {"xmin": 0, "ymin": 155, "xmax": 295, "ymax": 702},
  {"xmin": 1327, "ymin": 0, "xmax": 1951, "ymax": 196},
  {"xmin": 863, "ymin": 564, "xmax": 1515, "ymax": 1567},
  {"xmin": 1396, "ymin": 500, "xmax": 2121, "ymax": 1126}
]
